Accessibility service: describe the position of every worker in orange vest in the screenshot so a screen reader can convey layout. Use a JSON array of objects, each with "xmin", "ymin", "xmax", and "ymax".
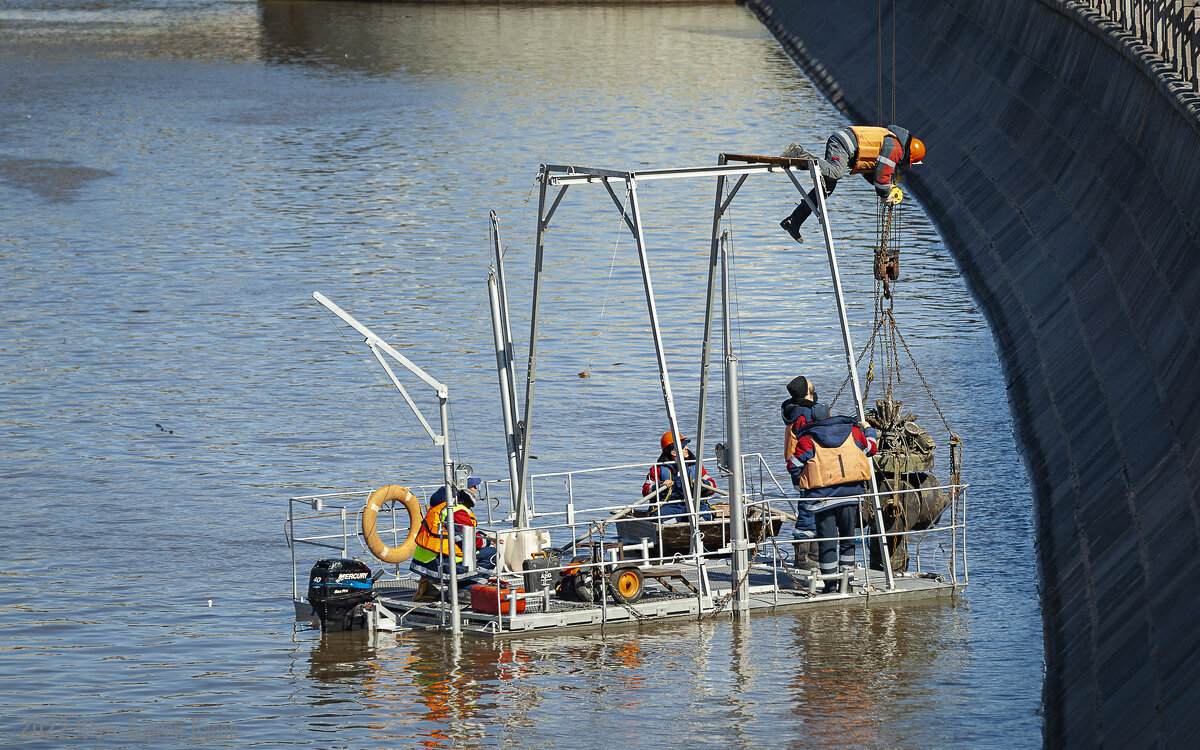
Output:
[
  {"xmin": 788, "ymin": 403, "xmax": 879, "ymax": 593},
  {"xmin": 780, "ymin": 124, "xmax": 925, "ymax": 242},
  {"xmin": 410, "ymin": 477, "xmax": 487, "ymax": 602}
]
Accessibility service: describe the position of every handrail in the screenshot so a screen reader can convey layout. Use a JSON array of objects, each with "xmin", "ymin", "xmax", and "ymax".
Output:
[
  {"xmin": 1068, "ymin": 0, "xmax": 1199, "ymax": 92},
  {"xmin": 285, "ymin": 459, "xmax": 970, "ymax": 630}
]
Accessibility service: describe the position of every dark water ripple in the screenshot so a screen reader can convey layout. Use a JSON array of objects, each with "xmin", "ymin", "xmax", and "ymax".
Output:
[{"xmin": 0, "ymin": 1, "xmax": 1041, "ymax": 747}]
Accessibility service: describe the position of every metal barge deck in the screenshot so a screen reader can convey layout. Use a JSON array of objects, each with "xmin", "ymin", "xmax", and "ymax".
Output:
[{"xmin": 363, "ymin": 566, "xmax": 962, "ymax": 638}]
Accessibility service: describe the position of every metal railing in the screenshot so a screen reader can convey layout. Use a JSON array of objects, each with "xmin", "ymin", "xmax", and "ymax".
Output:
[
  {"xmin": 285, "ymin": 453, "xmax": 969, "ymax": 632},
  {"xmin": 1071, "ymin": 0, "xmax": 1200, "ymax": 91}
]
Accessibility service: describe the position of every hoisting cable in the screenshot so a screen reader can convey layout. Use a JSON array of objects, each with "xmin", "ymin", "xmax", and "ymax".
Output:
[
  {"xmin": 891, "ymin": 0, "xmax": 897, "ymax": 124},
  {"xmin": 876, "ymin": 0, "xmax": 884, "ymax": 126}
]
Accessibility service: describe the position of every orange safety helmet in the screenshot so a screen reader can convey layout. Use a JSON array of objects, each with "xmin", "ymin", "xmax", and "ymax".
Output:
[
  {"xmin": 660, "ymin": 430, "xmax": 690, "ymax": 451},
  {"xmin": 908, "ymin": 137, "xmax": 926, "ymax": 165}
]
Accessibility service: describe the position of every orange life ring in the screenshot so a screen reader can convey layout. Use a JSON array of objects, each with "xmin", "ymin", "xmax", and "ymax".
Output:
[{"xmin": 362, "ymin": 484, "xmax": 421, "ymax": 564}]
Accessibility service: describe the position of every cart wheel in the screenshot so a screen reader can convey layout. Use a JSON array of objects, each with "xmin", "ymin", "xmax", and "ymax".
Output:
[
  {"xmin": 609, "ymin": 567, "xmax": 644, "ymax": 604},
  {"xmin": 574, "ymin": 570, "xmax": 596, "ymax": 602}
]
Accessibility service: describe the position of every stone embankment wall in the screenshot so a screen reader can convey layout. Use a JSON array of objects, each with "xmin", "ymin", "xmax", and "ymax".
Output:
[{"xmin": 744, "ymin": 1, "xmax": 1200, "ymax": 747}]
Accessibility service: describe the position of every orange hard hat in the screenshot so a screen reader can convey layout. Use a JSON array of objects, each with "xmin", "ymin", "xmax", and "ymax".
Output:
[
  {"xmin": 660, "ymin": 430, "xmax": 690, "ymax": 451},
  {"xmin": 908, "ymin": 137, "xmax": 925, "ymax": 164}
]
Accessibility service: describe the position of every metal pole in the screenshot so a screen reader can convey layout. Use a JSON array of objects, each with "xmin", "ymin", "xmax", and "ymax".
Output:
[
  {"xmin": 340, "ymin": 507, "xmax": 347, "ymax": 558},
  {"xmin": 440, "ymin": 396, "xmax": 461, "ymax": 633},
  {"xmin": 625, "ymin": 178, "xmax": 699, "ymax": 528},
  {"xmin": 491, "ymin": 213, "xmax": 522, "ymax": 464},
  {"xmin": 289, "ymin": 500, "xmax": 297, "ymax": 604},
  {"xmin": 808, "ymin": 162, "xmax": 895, "ymax": 589},
  {"xmin": 487, "ymin": 276, "xmax": 522, "ymax": 523},
  {"xmin": 950, "ymin": 481, "xmax": 959, "ymax": 583},
  {"xmin": 722, "ymin": 236, "xmax": 749, "ymax": 616},
  {"xmin": 625, "ymin": 178, "xmax": 709, "ymax": 598},
  {"xmin": 962, "ymin": 489, "xmax": 969, "ymax": 584},
  {"xmin": 693, "ymin": 156, "xmax": 728, "ymax": 475},
  {"xmin": 516, "ymin": 172, "xmax": 551, "ymax": 528}
]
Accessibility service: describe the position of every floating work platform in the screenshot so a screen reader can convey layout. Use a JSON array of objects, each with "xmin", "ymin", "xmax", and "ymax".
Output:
[
  {"xmin": 287, "ymin": 457, "xmax": 968, "ymax": 639},
  {"xmin": 291, "ymin": 156, "xmax": 970, "ymax": 638}
]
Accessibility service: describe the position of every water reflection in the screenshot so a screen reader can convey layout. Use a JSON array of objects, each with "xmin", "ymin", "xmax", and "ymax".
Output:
[
  {"xmin": 257, "ymin": 0, "xmax": 741, "ymax": 80},
  {"xmin": 0, "ymin": 157, "xmax": 114, "ymax": 202},
  {"xmin": 784, "ymin": 600, "xmax": 971, "ymax": 746},
  {"xmin": 296, "ymin": 603, "xmax": 970, "ymax": 748},
  {"xmin": 306, "ymin": 629, "xmax": 379, "ymax": 685}
]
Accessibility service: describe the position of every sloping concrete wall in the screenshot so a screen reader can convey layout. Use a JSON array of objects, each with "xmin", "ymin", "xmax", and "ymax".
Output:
[{"xmin": 744, "ymin": 0, "xmax": 1200, "ymax": 746}]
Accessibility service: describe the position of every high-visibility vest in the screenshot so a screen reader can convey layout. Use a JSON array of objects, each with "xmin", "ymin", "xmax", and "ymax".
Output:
[
  {"xmin": 848, "ymin": 126, "xmax": 891, "ymax": 174},
  {"xmin": 796, "ymin": 434, "xmax": 872, "ymax": 490},
  {"xmin": 413, "ymin": 501, "xmax": 473, "ymax": 560},
  {"xmin": 785, "ymin": 424, "xmax": 799, "ymax": 463}
]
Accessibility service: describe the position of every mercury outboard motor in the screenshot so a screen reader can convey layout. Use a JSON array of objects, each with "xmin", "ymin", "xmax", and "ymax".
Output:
[{"xmin": 307, "ymin": 558, "xmax": 374, "ymax": 632}]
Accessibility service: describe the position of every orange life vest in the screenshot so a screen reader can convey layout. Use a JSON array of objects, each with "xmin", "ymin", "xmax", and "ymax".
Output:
[
  {"xmin": 848, "ymin": 126, "xmax": 891, "ymax": 174},
  {"xmin": 796, "ymin": 434, "xmax": 872, "ymax": 490},
  {"xmin": 413, "ymin": 501, "xmax": 474, "ymax": 559},
  {"xmin": 785, "ymin": 424, "xmax": 799, "ymax": 463}
]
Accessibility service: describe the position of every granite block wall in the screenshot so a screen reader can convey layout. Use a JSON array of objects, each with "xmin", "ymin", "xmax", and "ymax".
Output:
[{"xmin": 745, "ymin": 0, "xmax": 1200, "ymax": 746}]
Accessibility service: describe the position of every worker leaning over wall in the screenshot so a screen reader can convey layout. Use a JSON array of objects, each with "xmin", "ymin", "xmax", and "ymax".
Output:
[{"xmin": 779, "ymin": 124, "xmax": 924, "ymax": 242}]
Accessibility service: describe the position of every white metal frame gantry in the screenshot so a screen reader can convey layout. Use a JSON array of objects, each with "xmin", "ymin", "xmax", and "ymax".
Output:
[{"xmin": 490, "ymin": 154, "xmax": 895, "ymax": 616}]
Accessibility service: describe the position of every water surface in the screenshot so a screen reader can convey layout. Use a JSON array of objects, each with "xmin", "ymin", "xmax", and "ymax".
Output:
[{"xmin": 0, "ymin": 2, "xmax": 1041, "ymax": 747}]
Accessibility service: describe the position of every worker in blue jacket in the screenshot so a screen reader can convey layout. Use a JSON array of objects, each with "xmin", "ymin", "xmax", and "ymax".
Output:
[
  {"xmin": 643, "ymin": 431, "xmax": 717, "ymax": 522},
  {"xmin": 781, "ymin": 375, "xmax": 819, "ymax": 567},
  {"xmin": 787, "ymin": 403, "xmax": 878, "ymax": 592}
]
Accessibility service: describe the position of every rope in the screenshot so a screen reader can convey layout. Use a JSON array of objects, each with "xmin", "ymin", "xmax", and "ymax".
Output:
[{"xmin": 830, "ymin": 315, "xmax": 887, "ymax": 409}]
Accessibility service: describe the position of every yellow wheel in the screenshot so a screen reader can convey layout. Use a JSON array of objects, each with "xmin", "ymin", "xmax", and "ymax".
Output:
[{"xmin": 609, "ymin": 567, "xmax": 644, "ymax": 604}]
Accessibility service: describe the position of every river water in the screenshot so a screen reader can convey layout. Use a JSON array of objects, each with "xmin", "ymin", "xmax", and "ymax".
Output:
[{"xmin": 0, "ymin": 1, "xmax": 1042, "ymax": 747}]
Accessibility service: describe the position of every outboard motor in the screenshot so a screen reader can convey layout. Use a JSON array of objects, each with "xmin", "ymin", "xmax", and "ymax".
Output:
[{"xmin": 307, "ymin": 558, "xmax": 374, "ymax": 632}]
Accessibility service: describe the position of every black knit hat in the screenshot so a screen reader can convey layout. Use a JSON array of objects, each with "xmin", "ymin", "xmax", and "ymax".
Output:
[
  {"xmin": 787, "ymin": 375, "xmax": 813, "ymax": 401},
  {"xmin": 786, "ymin": 375, "xmax": 809, "ymax": 398}
]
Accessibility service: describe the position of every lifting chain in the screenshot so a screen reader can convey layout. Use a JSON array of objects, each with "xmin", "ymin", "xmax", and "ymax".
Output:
[
  {"xmin": 888, "ymin": 310, "xmax": 952, "ymax": 435},
  {"xmin": 767, "ymin": 532, "xmax": 815, "ymax": 595},
  {"xmin": 615, "ymin": 596, "xmax": 651, "ymax": 622},
  {"xmin": 874, "ymin": 195, "xmax": 902, "ymax": 299},
  {"xmin": 948, "ymin": 432, "xmax": 964, "ymax": 498}
]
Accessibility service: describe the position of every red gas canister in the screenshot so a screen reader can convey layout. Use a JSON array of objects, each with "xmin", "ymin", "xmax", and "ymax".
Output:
[{"xmin": 469, "ymin": 583, "xmax": 526, "ymax": 614}]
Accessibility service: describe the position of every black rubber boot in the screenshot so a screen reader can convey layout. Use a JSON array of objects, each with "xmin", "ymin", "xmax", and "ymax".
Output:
[{"xmin": 780, "ymin": 216, "xmax": 802, "ymax": 243}]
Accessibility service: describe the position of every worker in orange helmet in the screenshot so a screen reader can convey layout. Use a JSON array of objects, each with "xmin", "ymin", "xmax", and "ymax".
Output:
[
  {"xmin": 641, "ymin": 430, "xmax": 718, "ymax": 521},
  {"xmin": 779, "ymin": 124, "xmax": 925, "ymax": 242}
]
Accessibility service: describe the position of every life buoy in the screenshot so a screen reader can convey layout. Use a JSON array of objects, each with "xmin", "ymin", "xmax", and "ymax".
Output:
[{"xmin": 361, "ymin": 484, "xmax": 421, "ymax": 564}]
